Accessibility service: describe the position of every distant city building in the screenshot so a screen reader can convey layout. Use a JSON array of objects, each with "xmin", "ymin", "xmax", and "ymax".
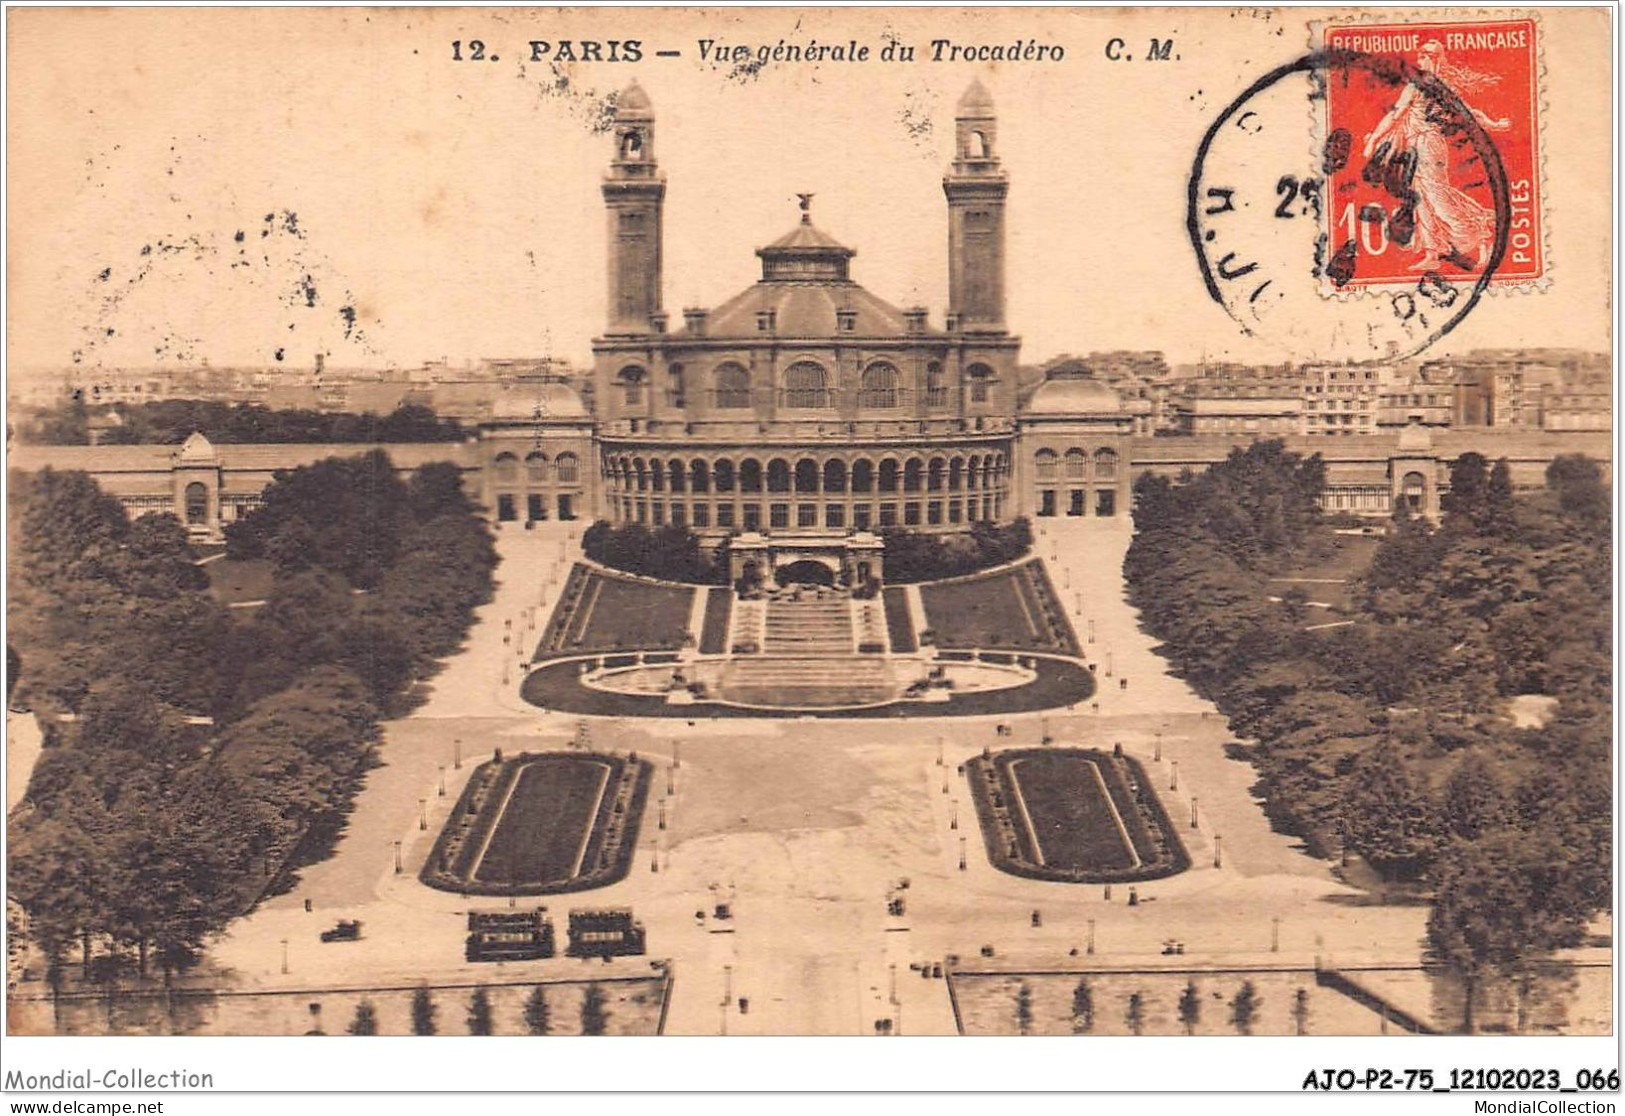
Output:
[{"xmin": 1300, "ymin": 362, "xmax": 1390, "ymax": 437}]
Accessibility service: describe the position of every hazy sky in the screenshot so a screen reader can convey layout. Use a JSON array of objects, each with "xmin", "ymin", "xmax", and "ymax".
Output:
[{"xmin": 7, "ymin": 7, "xmax": 1612, "ymax": 376}]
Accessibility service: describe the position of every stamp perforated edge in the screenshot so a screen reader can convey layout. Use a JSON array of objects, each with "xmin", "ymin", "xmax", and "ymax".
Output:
[{"xmin": 1307, "ymin": 9, "xmax": 1552, "ymax": 299}]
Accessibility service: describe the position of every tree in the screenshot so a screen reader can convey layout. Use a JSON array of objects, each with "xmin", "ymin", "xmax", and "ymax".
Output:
[
  {"xmin": 1484, "ymin": 459, "xmax": 1516, "ymax": 536},
  {"xmin": 467, "ymin": 986, "xmax": 493, "ymax": 1035},
  {"xmin": 1125, "ymin": 991, "xmax": 1145, "ymax": 1035},
  {"xmin": 1545, "ymin": 455, "xmax": 1608, "ymax": 528},
  {"xmin": 1427, "ymin": 831, "xmax": 1595, "ymax": 1033},
  {"xmin": 1338, "ymin": 743, "xmax": 1439, "ymax": 880},
  {"xmin": 1069, "ymin": 978, "xmax": 1094, "ymax": 1034},
  {"xmin": 1230, "ymin": 981, "xmax": 1260, "ymax": 1035},
  {"xmin": 1441, "ymin": 452, "xmax": 1490, "ymax": 528},
  {"xmin": 522, "ymin": 985, "xmax": 551, "ymax": 1035},
  {"xmin": 347, "ymin": 1000, "xmax": 379, "ymax": 1035},
  {"xmin": 1015, "ymin": 981, "xmax": 1034, "ymax": 1035},
  {"xmin": 1293, "ymin": 988, "xmax": 1311, "ymax": 1035},
  {"xmin": 1177, "ymin": 980, "xmax": 1202, "ymax": 1035},
  {"xmin": 1441, "ymin": 755, "xmax": 1513, "ymax": 841},
  {"xmin": 410, "ymin": 986, "xmax": 437, "ymax": 1035},
  {"xmin": 579, "ymin": 983, "xmax": 609, "ymax": 1036}
]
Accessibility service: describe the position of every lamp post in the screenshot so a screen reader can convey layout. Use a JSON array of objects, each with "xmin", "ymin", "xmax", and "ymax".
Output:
[
  {"xmin": 1170, "ymin": 761, "xmax": 1179, "ymax": 791},
  {"xmin": 1154, "ymin": 730, "xmax": 1162, "ymax": 763},
  {"xmin": 1189, "ymin": 796, "xmax": 1198, "ymax": 828},
  {"xmin": 1087, "ymin": 619, "xmax": 1095, "ymax": 644},
  {"xmin": 950, "ymin": 801, "xmax": 958, "ymax": 831},
  {"xmin": 419, "ymin": 799, "xmax": 428, "ymax": 831},
  {"xmin": 1213, "ymin": 834, "xmax": 1223, "ymax": 869},
  {"xmin": 438, "ymin": 765, "xmax": 447, "ymax": 797},
  {"xmin": 453, "ymin": 739, "xmax": 462, "ymax": 770},
  {"xmin": 280, "ymin": 939, "xmax": 289, "ymax": 975},
  {"xmin": 1105, "ymin": 651, "xmax": 1113, "ymax": 677},
  {"xmin": 392, "ymin": 840, "xmax": 403, "ymax": 874},
  {"xmin": 958, "ymin": 835, "xmax": 967, "ymax": 872}
]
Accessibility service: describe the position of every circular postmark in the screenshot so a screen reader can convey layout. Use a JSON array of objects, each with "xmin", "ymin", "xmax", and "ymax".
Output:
[{"xmin": 1188, "ymin": 49, "xmax": 1510, "ymax": 363}]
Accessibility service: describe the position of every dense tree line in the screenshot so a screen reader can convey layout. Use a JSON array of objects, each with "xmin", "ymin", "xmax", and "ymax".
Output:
[
  {"xmin": 7, "ymin": 452, "xmax": 496, "ymax": 989},
  {"xmin": 578, "ymin": 517, "xmax": 1034, "ymax": 587},
  {"xmin": 879, "ymin": 519, "xmax": 1034, "ymax": 583},
  {"xmin": 20, "ymin": 398, "xmax": 465, "ymax": 446},
  {"xmin": 580, "ymin": 521, "xmax": 725, "ymax": 584},
  {"xmin": 1125, "ymin": 443, "xmax": 1611, "ymax": 1028}
]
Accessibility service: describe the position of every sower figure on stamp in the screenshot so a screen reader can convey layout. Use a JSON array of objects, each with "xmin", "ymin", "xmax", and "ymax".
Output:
[{"xmin": 1362, "ymin": 40, "xmax": 1511, "ymax": 272}]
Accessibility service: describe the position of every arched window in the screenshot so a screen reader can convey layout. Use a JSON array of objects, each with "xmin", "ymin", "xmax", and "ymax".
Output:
[
  {"xmin": 668, "ymin": 459, "xmax": 686, "ymax": 493},
  {"xmin": 184, "ymin": 482, "xmax": 209, "ymax": 525},
  {"xmin": 968, "ymin": 130, "xmax": 988, "ymax": 159},
  {"xmin": 823, "ymin": 459, "xmax": 847, "ymax": 494},
  {"xmin": 948, "ymin": 457, "xmax": 965, "ymax": 491},
  {"xmin": 903, "ymin": 458, "xmax": 924, "ymax": 493},
  {"xmin": 966, "ymin": 363, "xmax": 994, "ymax": 404},
  {"xmin": 739, "ymin": 458, "xmax": 763, "ymax": 493},
  {"xmin": 927, "ymin": 457, "xmax": 946, "ymax": 492},
  {"xmin": 926, "ymin": 362, "xmax": 947, "ymax": 407},
  {"xmin": 859, "ymin": 362, "xmax": 901, "ymax": 409},
  {"xmin": 783, "ymin": 361, "xmax": 830, "ymax": 408},
  {"xmin": 526, "ymin": 452, "xmax": 549, "ymax": 483},
  {"xmin": 1064, "ymin": 449, "xmax": 1088, "ymax": 480},
  {"xmin": 851, "ymin": 459, "xmax": 875, "ymax": 494},
  {"xmin": 620, "ymin": 129, "xmax": 644, "ymax": 160},
  {"xmin": 494, "ymin": 452, "xmax": 520, "ymax": 483},
  {"xmin": 714, "ymin": 362, "xmax": 751, "ymax": 409},
  {"xmin": 556, "ymin": 453, "xmax": 579, "ymax": 484},
  {"xmin": 794, "ymin": 458, "xmax": 820, "ymax": 494},
  {"xmin": 714, "ymin": 459, "xmax": 736, "ymax": 493},
  {"xmin": 1402, "ymin": 471, "xmax": 1427, "ymax": 512},
  {"xmin": 767, "ymin": 459, "xmax": 792, "ymax": 494},
  {"xmin": 690, "ymin": 459, "xmax": 711, "ymax": 494},
  {"xmin": 1093, "ymin": 448, "xmax": 1118, "ymax": 480},
  {"xmin": 878, "ymin": 459, "xmax": 900, "ymax": 493},
  {"xmin": 1034, "ymin": 449, "xmax": 1058, "ymax": 481},
  {"xmin": 967, "ymin": 454, "xmax": 982, "ymax": 489},
  {"xmin": 618, "ymin": 365, "xmax": 646, "ymax": 406},
  {"xmin": 632, "ymin": 457, "xmax": 649, "ymax": 492}
]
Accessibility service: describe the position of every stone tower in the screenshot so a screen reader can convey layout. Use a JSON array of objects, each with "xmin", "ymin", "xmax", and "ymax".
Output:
[
  {"xmin": 602, "ymin": 81, "xmax": 665, "ymax": 334},
  {"xmin": 943, "ymin": 78, "xmax": 1008, "ymax": 331}
]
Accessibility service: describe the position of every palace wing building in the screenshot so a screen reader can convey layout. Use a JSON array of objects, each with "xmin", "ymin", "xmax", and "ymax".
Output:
[{"xmin": 10, "ymin": 81, "xmax": 1608, "ymax": 556}]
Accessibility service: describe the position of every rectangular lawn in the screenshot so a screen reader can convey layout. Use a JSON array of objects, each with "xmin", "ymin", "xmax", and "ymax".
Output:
[
  {"xmin": 1008, "ymin": 753, "xmax": 1137, "ymax": 872},
  {"xmin": 473, "ymin": 758, "xmax": 612, "ymax": 886},
  {"xmin": 920, "ymin": 569, "xmax": 1037, "ymax": 649},
  {"xmin": 573, "ymin": 571, "xmax": 693, "ymax": 651}
]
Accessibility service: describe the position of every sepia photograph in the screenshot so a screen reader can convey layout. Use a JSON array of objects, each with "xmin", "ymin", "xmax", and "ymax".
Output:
[{"xmin": 2, "ymin": 2, "xmax": 1618, "ymax": 1103}]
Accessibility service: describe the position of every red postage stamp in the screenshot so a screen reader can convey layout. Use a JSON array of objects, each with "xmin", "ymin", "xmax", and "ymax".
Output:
[{"xmin": 1320, "ymin": 16, "xmax": 1544, "ymax": 289}]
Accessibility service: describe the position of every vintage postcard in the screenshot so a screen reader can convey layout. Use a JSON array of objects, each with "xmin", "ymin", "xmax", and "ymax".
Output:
[{"xmin": 3, "ymin": 4, "xmax": 1616, "ymax": 1102}]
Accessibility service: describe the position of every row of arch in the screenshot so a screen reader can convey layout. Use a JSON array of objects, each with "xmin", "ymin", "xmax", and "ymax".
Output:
[
  {"xmin": 616, "ymin": 359, "xmax": 996, "ymax": 409},
  {"xmin": 1032, "ymin": 447, "xmax": 1120, "ymax": 482},
  {"xmin": 600, "ymin": 451, "xmax": 1011, "ymax": 496},
  {"xmin": 491, "ymin": 450, "xmax": 582, "ymax": 486}
]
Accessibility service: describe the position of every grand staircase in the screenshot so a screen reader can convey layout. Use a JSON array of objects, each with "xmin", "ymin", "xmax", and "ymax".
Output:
[
  {"xmin": 715, "ymin": 591, "xmax": 902, "ymax": 707},
  {"xmin": 763, "ymin": 596, "xmax": 853, "ymax": 654}
]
